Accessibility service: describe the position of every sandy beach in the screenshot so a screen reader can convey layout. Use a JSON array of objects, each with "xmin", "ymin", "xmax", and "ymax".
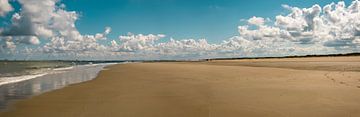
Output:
[{"xmin": 1, "ymin": 57, "xmax": 360, "ymax": 117}]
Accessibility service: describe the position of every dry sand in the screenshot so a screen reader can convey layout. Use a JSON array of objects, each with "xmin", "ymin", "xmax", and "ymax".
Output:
[{"xmin": 1, "ymin": 57, "xmax": 360, "ymax": 117}]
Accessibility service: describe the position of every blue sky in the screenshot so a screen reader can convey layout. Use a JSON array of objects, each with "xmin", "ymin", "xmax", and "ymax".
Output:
[
  {"xmin": 63, "ymin": 0, "xmax": 351, "ymax": 43},
  {"xmin": 0, "ymin": 0, "xmax": 359, "ymax": 60}
]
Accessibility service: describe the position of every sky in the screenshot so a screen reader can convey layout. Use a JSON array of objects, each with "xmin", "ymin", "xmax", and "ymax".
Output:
[
  {"xmin": 0, "ymin": 0, "xmax": 359, "ymax": 60},
  {"xmin": 62, "ymin": 0, "xmax": 352, "ymax": 43}
]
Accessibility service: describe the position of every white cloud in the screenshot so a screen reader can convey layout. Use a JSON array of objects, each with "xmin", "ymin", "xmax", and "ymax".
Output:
[
  {"xmin": 28, "ymin": 36, "xmax": 40, "ymax": 45},
  {"xmin": 16, "ymin": 36, "xmax": 40, "ymax": 45},
  {"xmin": 0, "ymin": 0, "xmax": 112, "ymax": 54},
  {"xmin": 254, "ymin": 1, "xmax": 360, "ymax": 50},
  {"xmin": 157, "ymin": 38, "xmax": 217, "ymax": 56},
  {"xmin": 248, "ymin": 16, "xmax": 265, "ymax": 26},
  {"xmin": 95, "ymin": 27, "xmax": 111, "ymax": 40},
  {"xmin": 0, "ymin": 0, "xmax": 13, "ymax": 17},
  {"xmin": 5, "ymin": 41, "xmax": 16, "ymax": 49},
  {"xmin": 116, "ymin": 33, "xmax": 165, "ymax": 52},
  {"xmin": 110, "ymin": 40, "xmax": 118, "ymax": 47}
]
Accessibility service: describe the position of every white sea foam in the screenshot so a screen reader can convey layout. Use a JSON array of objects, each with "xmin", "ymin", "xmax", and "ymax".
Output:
[
  {"xmin": 53, "ymin": 66, "xmax": 74, "ymax": 71},
  {"xmin": 0, "ymin": 73, "xmax": 48, "ymax": 86},
  {"xmin": 0, "ymin": 63, "xmax": 120, "ymax": 86}
]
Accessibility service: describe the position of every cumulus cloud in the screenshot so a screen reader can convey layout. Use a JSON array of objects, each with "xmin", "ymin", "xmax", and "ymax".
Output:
[
  {"xmin": 115, "ymin": 33, "xmax": 165, "ymax": 52},
  {"xmin": 20, "ymin": 36, "xmax": 40, "ymax": 45},
  {"xmin": 1, "ymin": 0, "xmax": 56, "ymax": 37},
  {"xmin": 237, "ymin": 1, "xmax": 360, "ymax": 53},
  {"xmin": 1, "ymin": 0, "xmax": 111, "ymax": 54},
  {"xmin": 248, "ymin": 16, "xmax": 265, "ymax": 26},
  {"xmin": 0, "ymin": 36, "xmax": 15, "ymax": 53},
  {"xmin": 42, "ymin": 26, "xmax": 111, "ymax": 53}
]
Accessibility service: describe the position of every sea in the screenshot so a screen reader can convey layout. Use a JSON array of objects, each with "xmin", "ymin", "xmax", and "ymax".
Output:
[{"xmin": 0, "ymin": 61, "xmax": 119, "ymax": 111}]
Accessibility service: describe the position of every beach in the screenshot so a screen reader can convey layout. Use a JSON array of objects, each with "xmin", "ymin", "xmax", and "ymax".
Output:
[{"xmin": 1, "ymin": 57, "xmax": 360, "ymax": 117}]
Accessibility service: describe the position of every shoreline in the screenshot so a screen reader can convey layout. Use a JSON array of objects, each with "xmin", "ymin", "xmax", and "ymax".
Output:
[
  {"xmin": 0, "ymin": 63, "xmax": 118, "ymax": 86},
  {"xmin": 0, "ymin": 63, "xmax": 117, "ymax": 112},
  {"xmin": 1, "ymin": 57, "xmax": 360, "ymax": 117}
]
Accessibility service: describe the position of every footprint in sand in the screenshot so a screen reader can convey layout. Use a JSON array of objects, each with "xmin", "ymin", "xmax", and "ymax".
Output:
[
  {"xmin": 331, "ymin": 78, "xmax": 335, "ymax": 82},
  {"xmin": 339, "ymin": 81, "xmax": 350, "ymax": 86},
  {"xmin": 324, "ymin": 73, "xmax": 336, "ymax": 83}
]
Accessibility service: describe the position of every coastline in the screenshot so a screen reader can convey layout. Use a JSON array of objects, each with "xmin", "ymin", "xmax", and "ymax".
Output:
[
  {"xmin": 1, "ymin": 57, "xmax": 360, "ymax": 116},
  {"xmin": 0, "ymin": 63, "xmax": 117, "ymax": 111}
]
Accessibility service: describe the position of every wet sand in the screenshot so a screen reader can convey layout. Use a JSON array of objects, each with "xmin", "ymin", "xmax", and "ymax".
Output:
[{"xmin": 1, "ymin": 57, "xmax": 360, "ymax": 117}]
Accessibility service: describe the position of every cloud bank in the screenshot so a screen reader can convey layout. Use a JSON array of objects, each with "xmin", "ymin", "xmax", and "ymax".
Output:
[{"xmin": 1, "ymin": 0, "xmax": 360, "ymax": 60}]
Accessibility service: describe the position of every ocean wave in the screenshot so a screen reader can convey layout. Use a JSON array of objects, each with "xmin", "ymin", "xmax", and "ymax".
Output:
[
  {"xmin": 0, "ymin": 73, "xmax": 48, "ymax": 86},
  {"xmin": 0, "ymin": 63, "xmax": 119, "ymax": 86},
  {"xmin": 53, "ymin": 66, "xmax": 74, "ymax": 71}
]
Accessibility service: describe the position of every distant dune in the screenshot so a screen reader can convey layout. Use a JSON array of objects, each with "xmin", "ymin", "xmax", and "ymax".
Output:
[{"xmin": 204, "ymin": 52, "xmax": 360, "ymax": 61}]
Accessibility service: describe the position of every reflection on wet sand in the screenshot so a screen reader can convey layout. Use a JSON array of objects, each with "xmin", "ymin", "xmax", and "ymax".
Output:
[{"xmin": 0, "ymin": 65, "xmax": 106, "ymax": 111}]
